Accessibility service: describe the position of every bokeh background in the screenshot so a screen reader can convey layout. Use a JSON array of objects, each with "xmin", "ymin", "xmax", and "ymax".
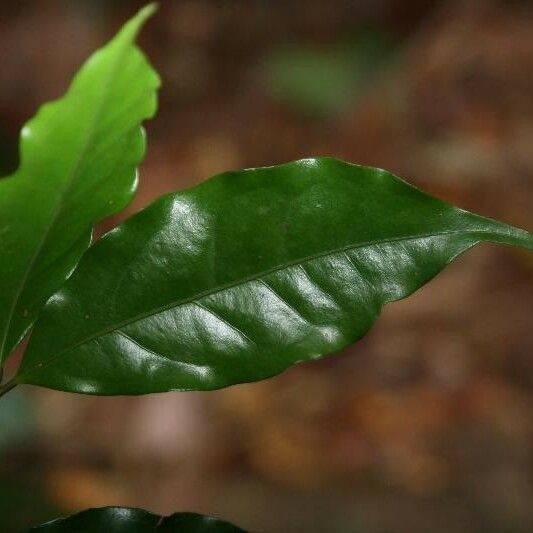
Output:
[{"xmin": 1, "ymin": 1, "xmax": 533, "ymax": 532}]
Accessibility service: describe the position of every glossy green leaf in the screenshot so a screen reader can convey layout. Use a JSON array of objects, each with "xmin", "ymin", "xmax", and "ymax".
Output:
[
  {"xmin": 29, "ymin": 507, "xmax": 245, "ymax": 532},
  {"xmin": 17, "ymin": 158, "xmax": 533, "ymax": 394},
  {"xmin": 0, "ymin": 5, "xmax": 160, "ymax": 363},
  {"xmin": 158, "ymin": 512, "xmax": 245, "ymax": 533}
]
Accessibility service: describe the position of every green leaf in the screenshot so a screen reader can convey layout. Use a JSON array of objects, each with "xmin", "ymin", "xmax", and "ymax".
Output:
[
  {"xmin": 0, "ymin": 4, "xmax": 160, "ymax": 363},
  {"xmin": 16, "ymin": 158, "xmax": 533, "ymax": 394},
  {"xmin": 158, "ymin": 513, "xmax": 244, "ymax": 533},
  {"xmin": 262, "ymin": 31, "xmax": 393, "ymax": 118},
  {"xmin": 29, "ymin": 507, "xmax": 245, "ymax": 532}
]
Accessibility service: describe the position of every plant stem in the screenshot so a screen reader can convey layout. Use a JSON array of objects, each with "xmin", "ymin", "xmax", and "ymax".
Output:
[{"xmin": 0, "ymin": 379, "xmax": 17, "ymax": 399}]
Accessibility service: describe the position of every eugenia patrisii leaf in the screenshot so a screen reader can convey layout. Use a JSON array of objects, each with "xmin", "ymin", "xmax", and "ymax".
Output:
[
  {"xmin": 17, "ymin": 158, "xmax": 533, "ymax": 394},
  {"xmin": 0, "ymin": 4, "xmax": 160, "ymax": 363},
  {"xmin": 29, "ymin": 507, "xmax": 245, "ymax": 532}
]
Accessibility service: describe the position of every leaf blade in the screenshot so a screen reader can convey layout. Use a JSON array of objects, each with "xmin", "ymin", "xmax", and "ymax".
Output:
[
  {"xmin": 17, "ymin": 158, "xmax": 533, "ymax": 393},
  {"xmin": 29, "ymin": 507, "xmax": 244, "ymax": 532},
  {"xmin": 0, "ymin": 4, "xmax": 160, "ymax": 362}
]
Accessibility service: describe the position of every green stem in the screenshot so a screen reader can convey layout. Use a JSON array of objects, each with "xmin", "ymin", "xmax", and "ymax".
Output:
[{"xmin": 0, "ymin": 379, "xmax": 17, "ymax": 399}]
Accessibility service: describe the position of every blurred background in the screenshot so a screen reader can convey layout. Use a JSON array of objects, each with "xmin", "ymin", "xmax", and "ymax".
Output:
[{"xmin": 1, "ymin": 1, "xmax": 533, "ymax": 531}]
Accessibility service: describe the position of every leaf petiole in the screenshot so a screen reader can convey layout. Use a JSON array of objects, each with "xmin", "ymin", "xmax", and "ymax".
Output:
[{"xmin": 0, "ymin": 379, "xmax": 17, "ymax": 399}]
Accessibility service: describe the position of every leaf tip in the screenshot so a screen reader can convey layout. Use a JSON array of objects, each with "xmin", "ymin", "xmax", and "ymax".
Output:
[
  {"xmin": 137, "ymin": 3, "xmax": 159, "ymax": 22},
  {"xmin": 119, "ymin": 3, "xmax": 158, "ymax": 42},
  {"xmin": 513, "ymin": 227, "xmax": 533, "ymax": 250},
  {"xmin": 480, "ymin": 219, "xmax": 533, "ymax": 250}
]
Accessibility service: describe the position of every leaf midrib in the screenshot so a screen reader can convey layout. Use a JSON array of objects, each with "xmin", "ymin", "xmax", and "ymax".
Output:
[
  {"xmin": 19, "ymin": 228, "xmax": 494, "ymax": 378},
  {"xmin": 0, "ymin": 41, "xmax": 132, "ymax": 361}
]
